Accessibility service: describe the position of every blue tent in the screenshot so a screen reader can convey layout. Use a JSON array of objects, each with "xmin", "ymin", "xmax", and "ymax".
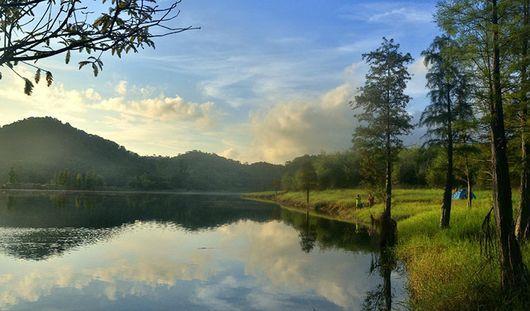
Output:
[{"xmin": 452, "ymin": 189, "xmax": 476, "ymax": 200}]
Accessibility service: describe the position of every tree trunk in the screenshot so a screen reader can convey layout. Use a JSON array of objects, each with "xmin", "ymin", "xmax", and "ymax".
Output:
[
  {"xmin": 467, "ymin": 179, "xmax": 473, "ymax": 208},
  {"xmin": 516, "ymin": 0, "xmax": 530, "ymax": 241},
  {"xmin": 490, "ymin": 0, "xmax": 527, "ymax": 293},
  {"xmin": 441, "ymin": 89, "xmax": 453, "ymax": 228},
  {"xmin": 384, "ymin": 134, "xmax": 392, "ymax": 218},
  {"xmin": 380, "ymin": 67, "xmax": 396, "ymax": 249},
  {"xmin": 306, "ymin": 188, "xmax": 309, "ymax": 208},
  {"xmin": 465, "ymin": 158, "xmax": 473, "ymax": 208},
  {"xmin": 380, "ymin": 131, "xmax": 396, "ymax": 248}
]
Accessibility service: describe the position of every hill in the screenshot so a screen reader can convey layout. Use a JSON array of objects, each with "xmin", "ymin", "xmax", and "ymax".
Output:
[{"xmin": 0, "ymin": 117, "xmax": 284, "ymax": 191}]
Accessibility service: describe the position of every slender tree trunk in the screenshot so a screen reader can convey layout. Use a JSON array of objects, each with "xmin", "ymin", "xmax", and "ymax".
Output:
[
  {"xmin": 490, "ymin": 0, "xmax": 527, "ymax": 293},
  {"xmin": 465, "ymin": 158, "xmax": 473, "ymax": 208},
  {"xmin": 380, "ymin": 68, "xmax": 396, "ymax": 249},
  {"xmin": 306, "ymin": 188, "xmax": 309, "ymax": 208},
  {"xmin": 384, "ymin": 134, "xmax": 392, "ymax": 219},
  {"xmin": 380, "ymin": 130, "xmax": 396, "ymax": 248},
  {"xmin": 467, "ymin": 178, "xmax": 473, "ymax": 208},
  {"xmin": 441, "ymin": 90, "xmax": 453, "ymax": 228},
  {"xmin": 516, "ymin": 0, "xmax": 530, "ymax": 241}
]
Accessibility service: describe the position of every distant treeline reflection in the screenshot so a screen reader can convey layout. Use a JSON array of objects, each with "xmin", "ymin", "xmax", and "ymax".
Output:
[{"xmin": 0, "ymin": 193, "xmax": 373, "ymax": 260}]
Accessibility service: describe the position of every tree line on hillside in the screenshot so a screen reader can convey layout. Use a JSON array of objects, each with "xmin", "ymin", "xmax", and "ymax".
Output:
[
  {"xmin": 3, "ymin": 150, "xmax": 284, "ymax": 192},
  {"xmin": 0, "ymin": 118, "xmax": 283, "ymax": 192}
]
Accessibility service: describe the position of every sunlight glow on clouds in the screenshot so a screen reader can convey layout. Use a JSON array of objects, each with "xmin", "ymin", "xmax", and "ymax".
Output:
[
  {"xmin": 246, "ymin": 66, "xmax": 359, "ymax": 163},
  {"xmin": 0, "ymin": 0, "xmax": 438, "ymax": 163},
  {"xmin": 97, "ymin": 95, "xmax": 218, "ymax": 127}
]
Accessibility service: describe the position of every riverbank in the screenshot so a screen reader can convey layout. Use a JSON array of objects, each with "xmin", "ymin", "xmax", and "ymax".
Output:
[{"xmin": 244, "ymin": 189, "xmax": 530, "ymax": 310}]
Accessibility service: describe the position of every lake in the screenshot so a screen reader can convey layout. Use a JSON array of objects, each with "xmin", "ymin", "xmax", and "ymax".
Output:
[{"xmin": 0, "ymin": 191, "xmax": 408, "ymax": 310}]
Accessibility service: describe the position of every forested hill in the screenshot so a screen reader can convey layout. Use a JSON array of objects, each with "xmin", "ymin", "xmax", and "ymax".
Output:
[{"xmin": 0, "ymin": 117, "xmax": 284, "ymax": 191}]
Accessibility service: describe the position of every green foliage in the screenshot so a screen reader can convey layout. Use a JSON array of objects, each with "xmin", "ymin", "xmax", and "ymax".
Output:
[
  {"xmin": 296, "ymin": 160, "xmax": 317, "ymax": 191},
  {"xmin": 425, "ymin": 148, "xmax": 448, "ymax": 187},
  {"xmin": 420, "ymin": 35, "xmax": 474, "ymax": 147},
  {"xmin": 1, "ymin": 0, "xmax": 196, "ymax": 94},
  {"xmin": 53, "ymin": 169, "xmax": 104, "ymax": 190},
  {"xmin": 281, "ymin": 152, "xmax": 361, "ymax": 191},
  {"xmin": 352, "ymin": 38, "xmax": 414, "ymax": 204},
  {"xmin": 279, "ymin": 147, "xmax": 474, "ymax": 192},
  {"xmin": 7, "ymin": 167, "xmax": 16, "ymax": 184},
  {"xmin": 396, "ymin": 147, "xmax": 434, "ymax": 187},
  {"xmin": 352, "ymin": 38, "xmax": 414, "ymax": 158}
]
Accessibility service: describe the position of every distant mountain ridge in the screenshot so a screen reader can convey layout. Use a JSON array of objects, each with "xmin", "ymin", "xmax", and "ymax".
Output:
[{"xmin": 0, "ymin": 117, "xmax": 283, "ymax": 191}]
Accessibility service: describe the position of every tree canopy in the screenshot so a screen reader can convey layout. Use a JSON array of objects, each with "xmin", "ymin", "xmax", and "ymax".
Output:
[{"xmin": 0, "ymin": 0, "xmax": 196, "ymax": 94}]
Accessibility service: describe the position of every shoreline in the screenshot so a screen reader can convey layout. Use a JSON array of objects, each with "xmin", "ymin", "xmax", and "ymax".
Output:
[
  {"xmin": 242, "ymin": 195, "xmax": 364, "ymax": 225},
  {"xmin": 241, "ymin": 194, "xmax": 370, "ymax": 228}
]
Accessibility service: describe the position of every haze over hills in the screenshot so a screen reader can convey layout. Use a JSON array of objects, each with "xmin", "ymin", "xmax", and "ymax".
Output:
[{"xmin": 0, "ymin": 117, "xmax": 284, "ymax": 191}]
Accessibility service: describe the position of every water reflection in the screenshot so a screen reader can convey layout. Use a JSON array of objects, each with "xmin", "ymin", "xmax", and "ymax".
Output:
[
  {"xmin": 362, "ymin": 249, "xmax": 407, "ymax": 311},
  {"xmin": 299, "ymin": 213, "xmax": 317, "ymax": 253},
  {"xmin": 0, "ymin": 192, "xmax": 407, "ymax": 310},
  {"xmin": 0, "ymin": 192, "xmax": 280, "ymax": 260}
]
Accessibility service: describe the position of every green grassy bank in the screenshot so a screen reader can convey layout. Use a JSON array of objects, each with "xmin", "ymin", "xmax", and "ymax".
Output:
[{"xmin": 244, "ymin": 189, "xmax": 530, "ymax": 310}]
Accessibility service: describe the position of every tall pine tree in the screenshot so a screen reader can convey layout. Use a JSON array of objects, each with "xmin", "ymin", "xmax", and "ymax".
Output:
[
  {"xmin": 352, "ymin": 38, "xmax": 413, "ymax": 247},
  {"xmin": 420, "ymin": 35, "xmax": 474, "ymax": 227}
]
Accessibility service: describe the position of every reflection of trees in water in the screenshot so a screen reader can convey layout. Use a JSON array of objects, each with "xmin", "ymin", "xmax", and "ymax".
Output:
[
  {"xmin": 0, "ymin": 192, "xmax": 379, "ymax": 264},
  {"xmin": 0, "ymin": 227, "xmax": 116, "ymax": 261},
  {"xmin": 279, "ymin": 208, "xmax": 375, "ymax": 253},
  {"xmin": 0, "ymin": 193, "xmax": 281, "ymax": 260},
  {"xmin": 299, "ymin": 213, "xmax": 317, "ymax": 253},
  {"xmin": 362, "ymin": 248, "xmax": 406, "ymax": 311},
  {"xmin": 0, "ymin": 193, "xmax": 280, "ymax": 229}
]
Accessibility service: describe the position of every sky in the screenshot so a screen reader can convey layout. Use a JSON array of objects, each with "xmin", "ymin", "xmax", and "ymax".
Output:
[{"xmin": 0, "ymin": 0, "xmax": 440, "ymax": 164}]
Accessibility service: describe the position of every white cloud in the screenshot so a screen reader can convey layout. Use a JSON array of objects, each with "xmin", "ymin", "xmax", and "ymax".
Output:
[
  {"xmin": 341, "ymin": 2, "xmax": 434, "ymax": 25},
  {"xmin": 246, "ymin": 79, "xmax": 356, "ymax": 164},
  {"xmin": 84, "ymin": 88, "xmax": 102, "ymax": 101},
  {"xmin": 335, "ymin": 38, "xmax": 382, "ymax": 54},
  {"xmin": 219, "ymin": 147, "xmax": 240, "ymax": 160},
  {"xmin": 368, "ymin": 7, "xmax": 432, "ymax": 23},
  {"xmin": 96, "ymin": 95, "xmax": 219, "ymax": 128},
  {"xmin": 0, "ymin": 69, "xmax": 100, "ymax": 125},
  {"xmin": 406, "ymin": 56, "xmax": 429, "ymax": 113},
  {"xmin": 115, "ymin": 80, "xmax": 128, "ymax": 96}
]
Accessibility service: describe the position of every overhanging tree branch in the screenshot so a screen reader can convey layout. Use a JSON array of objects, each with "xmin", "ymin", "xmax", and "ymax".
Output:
[{"xmin": 0, "ymin": 0, "xmax": 199, "ymax": 94}]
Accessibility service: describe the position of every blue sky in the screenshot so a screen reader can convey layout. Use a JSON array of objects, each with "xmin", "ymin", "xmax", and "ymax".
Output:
[{"xmin": 0, "ymin": 0, "xmax": 439, "ymax": 163}]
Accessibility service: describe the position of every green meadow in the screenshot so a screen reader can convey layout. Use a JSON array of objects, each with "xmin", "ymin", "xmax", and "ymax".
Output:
[{"xmin": 246, "ymin": 189, "xmax": 530, "ymax": 310}]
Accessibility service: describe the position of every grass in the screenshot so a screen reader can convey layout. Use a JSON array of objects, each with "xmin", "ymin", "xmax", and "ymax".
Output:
[{"xmin": 245, "ymin": 188, "xmax": 529, "ymax": 310}]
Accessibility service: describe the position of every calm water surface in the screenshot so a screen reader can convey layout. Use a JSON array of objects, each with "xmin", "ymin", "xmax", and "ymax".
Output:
[{"xmin": 0, "ymin": 192, "xmax": 407, "ymax": 310}]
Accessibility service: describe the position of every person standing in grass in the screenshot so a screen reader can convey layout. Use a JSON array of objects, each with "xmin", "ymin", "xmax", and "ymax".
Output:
[
  {"xmin": 355, "ymin": 194, "xmax": 363, "ymax": 208},
  {"xmin": 368, "ymin": 193, "xmax": 375, "ymax": 207}
]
